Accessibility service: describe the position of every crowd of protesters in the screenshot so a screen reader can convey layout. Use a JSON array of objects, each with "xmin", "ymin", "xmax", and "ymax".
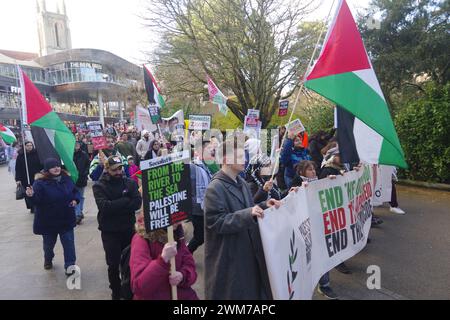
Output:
[{"xmin": 0, "ymin": 117, "xmax": 406, "ymax": 301}]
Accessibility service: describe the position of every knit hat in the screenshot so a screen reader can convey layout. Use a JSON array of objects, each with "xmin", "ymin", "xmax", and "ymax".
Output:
[{"xmin": 44, "ymin": 158, "xmax": 61, "ymax": 171}]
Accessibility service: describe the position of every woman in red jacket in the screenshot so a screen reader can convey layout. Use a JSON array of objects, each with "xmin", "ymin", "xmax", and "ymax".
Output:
[{"xmin": 129, "ymin": 215, "xmax": 199, "ymax": 300}]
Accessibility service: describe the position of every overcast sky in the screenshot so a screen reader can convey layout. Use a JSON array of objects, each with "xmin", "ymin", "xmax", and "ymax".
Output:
[{"xmin": 0, "ymin": 0, "xmax": 371, "ymax": 65}]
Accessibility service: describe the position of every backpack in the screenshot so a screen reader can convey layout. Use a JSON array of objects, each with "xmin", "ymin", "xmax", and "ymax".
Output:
[
  {"xmin": 119, "ymin": 239, "xmax": 155, "ymax": 300},
  {"xmin": 119, "ymin": 245, "xmax": 133, "ymax": 300}
]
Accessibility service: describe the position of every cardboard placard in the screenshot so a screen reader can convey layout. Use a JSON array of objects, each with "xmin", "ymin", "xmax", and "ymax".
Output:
[
  {"xmin": 87, "ymin": 121, "xmax": 108, "ymax": 150},
  {"xmin": 286, "ymin": 118, "xmax": 305, "ymax": 135},
  {"xmin": 188, "ymin": 115, "xmax": 212, "ymax": 131},
  {"xmin": 279, "ymin": 100, "xmax": 289, "ymax": 117},
  {"xmin": 141, "ymin": 151, "xmax": 191, "ymax": 232}
]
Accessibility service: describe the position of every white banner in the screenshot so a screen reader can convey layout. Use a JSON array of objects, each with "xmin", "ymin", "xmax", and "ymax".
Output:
[
  {"xmin": 259, "ymin": 165, "xmax": 373, "ymax": 299},
  {"xmin": 372, "ymin": 165, "xmax": 393, "ymax": 206},
  {"xmin": 135, "ymin": 105, "xmax": 154, "ymax": 132}
]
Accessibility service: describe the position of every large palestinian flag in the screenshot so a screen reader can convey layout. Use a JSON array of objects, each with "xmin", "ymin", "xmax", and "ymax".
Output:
[
  {"xmin": 18, "ymin": 67, "xmax": 79, "ymax": 182},
  {"xmin": 305, "ymin": 0, "xmax": 407, "ymax": 168},
  {"xmin": 143, "ymin": 65, "xmax": 165, "ymax": 108}
]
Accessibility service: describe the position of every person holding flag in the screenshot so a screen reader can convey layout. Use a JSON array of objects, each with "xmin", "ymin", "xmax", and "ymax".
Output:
[
  {"xmin": 25, "ymin": 158, "xmax": 80, "ymax": 274},
  {"xmin": 15, "ymin": 141, "xmax": 43, "ymax": 213}
]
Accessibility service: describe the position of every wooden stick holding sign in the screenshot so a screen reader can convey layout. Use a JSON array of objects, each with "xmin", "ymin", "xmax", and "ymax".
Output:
[
  {"xmin": 167, "ymin": 225, "xmax": 178, "ymax": 300},
  {"xmin": 139, "ymin": 151, "xmax": 192, "ymax": 301}
]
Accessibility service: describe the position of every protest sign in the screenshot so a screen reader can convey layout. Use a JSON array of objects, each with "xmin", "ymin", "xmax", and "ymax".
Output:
[
  {"xmin": 148, "ymin": 104, "xmax": 162, "ymax": 125},
  {"xmin": 259, "ymin": 165, "xmax": 373, "ymax": 299},
  {"xmin": 279, "ymin": 100, "xmax": 289, "ymax": 117},
  {"xmin": 286, "ymin": 118, "xmax": 305, "ymax": 135},
  {"xmin": 140, "ymin": 151, "xmax": 191, "ymax": 232},
  {"xmin": 244, "ymin": 116, "xmax": 262, "ymax": 138},
  {"xmin": 188, "ymin": 115, "xmax": 211, "ymax": 131},
  {"xmin": 247, "ymin": 109, "xmax": 260, "ymax": 119},
  {"xmin": 86, "ymin": 121, "xmax": 108, "ymax": 150}
]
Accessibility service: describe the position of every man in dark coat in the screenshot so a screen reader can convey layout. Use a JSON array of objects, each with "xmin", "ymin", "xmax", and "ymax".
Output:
[
  {"xmin": 203, "ymin": 136, "xmax": 281, "ymax": 300},
  {"xmin": 92, "ymin": 155, "xmax": 142, "ymax": 300},
  {"xmin": 15, "ymin": 141, "xmax": 43, "ymax": 213},
  {"xmin": 73, "ymin": 141, "xmax": 90, "ymax": 224}
]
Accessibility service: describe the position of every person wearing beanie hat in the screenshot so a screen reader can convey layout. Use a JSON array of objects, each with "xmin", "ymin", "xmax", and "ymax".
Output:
[{"xmin": 25, "ymin": 157, "xmax": 80, "ymax": 275}]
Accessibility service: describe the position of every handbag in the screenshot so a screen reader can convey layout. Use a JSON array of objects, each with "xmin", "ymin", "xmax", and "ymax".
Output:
[{"xmin": 16, "ymin": 184, "xmax": 26, "ymax": 200}]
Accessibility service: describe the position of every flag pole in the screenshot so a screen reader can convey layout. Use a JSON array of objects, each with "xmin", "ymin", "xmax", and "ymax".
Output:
[
  {"xmin": 270, "ymin": 0, "xmax": 337, "ymax": 181},
  {"xmin": 16, "ymin": 65, "xmax": 31, "ymax": 186}
]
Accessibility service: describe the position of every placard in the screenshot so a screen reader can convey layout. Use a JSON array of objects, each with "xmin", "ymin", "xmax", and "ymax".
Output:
[
  {"xmin": 188, "ymin": 115, "xmax": 212, "ymax": 131},
  {"xmin": 87, "ymin": 121, "xmax": 108, "ymax": 150}
]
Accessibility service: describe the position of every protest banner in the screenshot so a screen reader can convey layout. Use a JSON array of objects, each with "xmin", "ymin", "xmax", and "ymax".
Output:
[
  {"xmin": 86, "ymin": 121, "xmax": 108, "ymax": 150},
  {"xmin": 286, "ymin": 118, "xmax": 305, "ymax": 136},
  {"xmin": 159, "ymin": 110, "xmax": 185, "ymax": 141},
  {"xmin": 279, "ymin": 100, "xmax": 289, "ymax": 117},
  {"xmin": 188, "ymin": 115, "xmax": 212, "ymax": 131},
  {"xmin": 259, "ymin": 165, "xmax": 373, "ymax": 299},
  {"xmin": 140, "ymin": 150, "xmax": 191, "ymax": 232},
  {"xmin": 372, "ymin": 165, "xmax": 393, "ymax": 206},
  {"xmin": 135, "ymin": 105, "xmax": 154, "ymax": 132}
]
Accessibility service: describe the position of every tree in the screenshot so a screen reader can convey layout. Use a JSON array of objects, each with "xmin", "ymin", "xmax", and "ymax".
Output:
[
  {"xmin": 143, "ymin": 0, "xmax": 320, "ymax": 127},
  {"xmin": 359, "ymin": 0, "xmax": 449, "ymax": 107}
]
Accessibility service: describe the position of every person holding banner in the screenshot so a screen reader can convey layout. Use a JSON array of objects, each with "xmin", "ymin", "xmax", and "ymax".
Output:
[
  {"xmin": 129, "ymin": 216, "xmax": 199, "ymax": 300},
  {"xmin": 203, "ymin": 135, "xmax": 281, "ymax": 300},
  {"xmin": 92, "ymin": 156, "xmax": 142, "ymax": 300},
  {"xmin": 290, "ymin": 160, "xmax": 339, "ymax": 299}
]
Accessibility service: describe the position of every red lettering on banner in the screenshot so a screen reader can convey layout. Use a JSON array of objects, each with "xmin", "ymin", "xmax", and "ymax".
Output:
[{"xmin": 323, "ymin": 207, "xmax": 346, "ymax": 235}]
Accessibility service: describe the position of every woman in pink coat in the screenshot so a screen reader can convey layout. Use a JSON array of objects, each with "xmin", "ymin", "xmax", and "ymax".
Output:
[{"xmin": 130, "ymin": 215, "xmax": 199, "ymax": 300}]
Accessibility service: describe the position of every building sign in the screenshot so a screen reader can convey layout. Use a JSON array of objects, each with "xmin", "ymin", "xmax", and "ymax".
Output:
[{"xmin": 67, "ymin": 62, "xmax": 103, "ymax": 71}]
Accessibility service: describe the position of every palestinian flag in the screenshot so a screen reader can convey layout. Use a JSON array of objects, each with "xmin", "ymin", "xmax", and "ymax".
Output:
[
  {"xmin": 144, "ymin": 65, "xmax": 165, "ymax": 108},
  {"xmin": 305, "ymin": 0, "xmax": 407, "ymax": 168},
  {"xmin": 18, "ymin": 67, "xmax": 79, "ymax": 182},
  {"xmin": 0, "ymin": 124, "xmax": 16, "ymax": 144},
  {"xmin": 207, "ymin": 76, "xmax": 229, "ymax": 115}
]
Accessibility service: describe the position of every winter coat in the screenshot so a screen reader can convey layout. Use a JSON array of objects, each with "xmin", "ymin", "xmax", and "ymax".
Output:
[
  {"xmin": 280, "ymin": 138, "xmax": 311, "ymax": 179},
  {"xmin": 115, "ymin": 141, "xmax": 136, "ymax": 158},
  {"xmin": 92, "ymin": 173, "xmax": 142, "ymax": 232},
  {"xmin": 189, "ymin": 162, "xmax": 212, "ymax": 217},
  {"xmin": 308, "ymin": 138, "xmax": 326, "ymax": 171},
  {"xmin": 15, "ymin": 149, "xmax": 43, "ymax": 186},
  {"xmin": 319, "ymin": 166, "xmax": 342, "ymax": 180},
  {"xmin": 29, "ymin": 172, "xmax": 80, "ymax": 235},
  {"xmin": 130, "ymin": 234, "xmax": 198, "ymax": 300},
  {"xmin": 73, "ymin": 149, "xmax": 90, "ymax": 188},
  {"xmin": 136, "ymin": 138, "xmax": 152, "ymax": 159},
  {"xmin": 203, "ymin": 170, "xmax": 273, "ymax": 300}
]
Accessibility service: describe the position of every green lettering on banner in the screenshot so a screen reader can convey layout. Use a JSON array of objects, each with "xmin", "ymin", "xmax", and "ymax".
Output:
[
  {"xmin": 334, "ymin": 186, "xmax": 343, "ymax": 207},
  {"xmin": 325, "ymin": 188, "xmax": 336, "ymax": 211},
  {"xmin": 319, "ymin": 190, "xmax": 327, "ymax": 213}
]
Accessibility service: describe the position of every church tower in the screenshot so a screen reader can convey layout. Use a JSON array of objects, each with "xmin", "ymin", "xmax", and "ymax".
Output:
[{"xmin": 37, "ymin": 0, "xmax": 72, "ymax": 56}]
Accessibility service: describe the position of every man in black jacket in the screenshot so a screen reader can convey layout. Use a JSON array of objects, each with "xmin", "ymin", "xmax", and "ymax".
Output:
[
  {"xmin": 92, "ymin": 155, "xmax": 142, "ymax": 300},
  {"xmin": 73, "ymin": 141, "xmax": 90, "ymax": 224}
]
